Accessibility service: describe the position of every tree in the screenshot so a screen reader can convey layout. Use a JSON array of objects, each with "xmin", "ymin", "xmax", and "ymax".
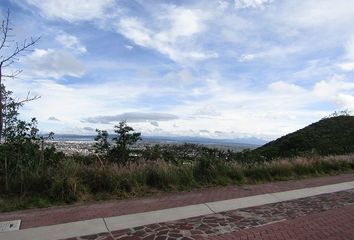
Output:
[
  {"xmin": 0, "ymin": 10, "xmax": 40, "ymax": 142},
  {"xmin": 93, "ymin": 129, "xmax": 110, "ymax": 155},
  {"xmin": 322, "ymin": 109, "xmax": 351, "ymax": 119},
  {"xmin": 111, "ymin": 120, "xmax": 141, "ymax": 164},
  {"xmin": 94, "ymin": 121, "xmax": 142, "ymax": 164},
  {"xmin": 0, "ymin": 87, "xmax": 55, "ymax": 192}
]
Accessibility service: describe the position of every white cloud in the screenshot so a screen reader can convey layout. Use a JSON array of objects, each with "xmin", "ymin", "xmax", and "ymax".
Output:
[
  {"xmin": 338, "ymin": 35, "xmax": 354, "ymax": 72},
  {"xmin": 84, "ymin": 112, "xmax": 179, "ymax": 124},
  {"xmin": 161, "ymin": 7, "xmax": 204, "ymax": 38},
  {"xmin": 239, "ymin": 45, "xmax": 302, "ymax": 62},
  {"xmin": 337, "ymin": 62, "xmax": 354, "ymax": 72},
  {"xmin": 239, "ymin": 54, "xmax": 256, "ymax": 62},
  {"xmin": 345, "ymin": 36, "xmax": 354, "ymax": 59},
  {"xmin": 269, "ymin": 81, "xmax": 305, "ymax": 94},
  {"xmin": 24, "ymin": 0, "xmax": 114, "ymax": 22},
  {"xmin": 234, "ymin": 0, "xmax": 272, "ymax": 9},
  {"xmin": 24, "ymin": 49, "xmax": 85, "ymax": 79},
  {"xmin": 334, "ymin": 94, "xmax": 354, "ymax": 111},
  {"xmin": 6, "ymin": 78, "xmax": 160, "ymax": 133},
  {"xmin": 193, "ymin": 105, "xmax": 221, "ymax": 117},
  {"xmin": 56, "ymin": 33, "xmax": 87, "ymax": 53},
  {"xmin": 164, "ymin": 69, "xmax": 193, "ymax": 83},
  {"xmin": 117, "ymin": 6, "xmax": 217, "ymax": 62},
  {"xmin": 275, "ymin": 1, "xmax": 354, "ymax": 30},
  {"xmin": 6, "ymin": 70, "xmax": 191, "ymax": 134},
  {"xmin": 217, "ymin": 0, "xmax": 230, "ymax": 11},
  {"xmin": 118, "ymin": 18, "xmax": 152, "ymax": 46},
  {"xmin": 313, "ymin": 76, "xmax": 354, "ymax": 98},
  {"xmin": 7, "ymin": 71, "xmax": 332, "ymax": 139}
]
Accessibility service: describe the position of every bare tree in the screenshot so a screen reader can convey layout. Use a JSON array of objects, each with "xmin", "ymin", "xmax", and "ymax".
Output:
[{"xmin": 0, "ymin": 10, "xmax": 40, "ymax": 142}]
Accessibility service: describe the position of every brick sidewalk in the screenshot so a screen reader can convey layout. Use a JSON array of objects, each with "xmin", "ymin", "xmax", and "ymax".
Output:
[
  {"xmin": 1, "ymin": 173, "xmax": 354, "ymax": 229},
  {"xmin": 61, "ymin": 189, "xmax": 354, "ymax": 240},
  {"xmin": 211, "ymin": 204, "xmax": 354, "ymax": 240},
  {"xmin": 106, "ymin": 190, "xmax": 354, "ymax": 240}
]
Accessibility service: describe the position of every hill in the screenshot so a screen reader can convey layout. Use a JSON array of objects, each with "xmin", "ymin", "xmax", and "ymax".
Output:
[{"xmin": 254, "ymin": 116, "xmax": 354, "ymax": 159}]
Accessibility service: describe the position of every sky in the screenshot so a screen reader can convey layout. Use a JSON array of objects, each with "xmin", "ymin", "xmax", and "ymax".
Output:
[{"xmin": 1, "ymin": 0, "xmax": 354, "ymax": 141}]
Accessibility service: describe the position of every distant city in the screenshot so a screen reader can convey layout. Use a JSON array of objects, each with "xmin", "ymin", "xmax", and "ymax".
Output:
[{"xmin": 48, "ymin": 134, "xmax": 267, "ymax": 155}]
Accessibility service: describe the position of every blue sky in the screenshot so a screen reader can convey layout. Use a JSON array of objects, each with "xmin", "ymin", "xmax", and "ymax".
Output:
[{"xmin": 1, "ymin": 0, "xmax": 354, "ymax": 140}]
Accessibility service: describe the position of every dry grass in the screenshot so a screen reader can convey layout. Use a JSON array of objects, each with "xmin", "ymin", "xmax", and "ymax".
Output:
[{"xmin": 1, "ymin": 154, "xmax": 354, "ymax": 212}]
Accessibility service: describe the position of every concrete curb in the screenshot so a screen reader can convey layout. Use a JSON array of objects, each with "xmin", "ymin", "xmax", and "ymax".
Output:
[{"xmin": 105, "ymin": 203, "xmax": 212, "ymax": 231}]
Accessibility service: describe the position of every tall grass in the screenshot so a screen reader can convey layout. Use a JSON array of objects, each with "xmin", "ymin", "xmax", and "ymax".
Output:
[{"xmin": 1, "ymin": 155, "xmax": 354, "ymax": 212}]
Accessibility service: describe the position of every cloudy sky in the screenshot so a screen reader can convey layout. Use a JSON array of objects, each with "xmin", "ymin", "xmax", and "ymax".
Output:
[{"xmin": 1, "ymin": 0, "xmax": 354, "ymax": 140}]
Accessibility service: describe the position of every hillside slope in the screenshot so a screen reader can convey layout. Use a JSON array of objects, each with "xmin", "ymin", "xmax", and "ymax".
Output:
[{"xmin": 255, "ymin": 116, "xmax": 354, "ymax": 158}]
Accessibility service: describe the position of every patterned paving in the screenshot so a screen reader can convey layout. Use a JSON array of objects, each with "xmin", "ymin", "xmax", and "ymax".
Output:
[
  {"xmin": 63, "ymin": 189, "xmax": 354, "ymax": 240},
  {"xmin": 210, "ymin": 204, "xmax": 354, "ymax": 240}
]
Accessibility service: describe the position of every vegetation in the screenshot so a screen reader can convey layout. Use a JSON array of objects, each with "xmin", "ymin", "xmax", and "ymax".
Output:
[
  {"xmin": 1, "ymin": 153, "xmax": 353, "ymax": 212},
  {"xmin": 254, "ymin": 115, "xmax": 354, "ymax": 159},
  {"xmin": 0, "ymin": 86, "xmax": 63, "ymax": 193}
]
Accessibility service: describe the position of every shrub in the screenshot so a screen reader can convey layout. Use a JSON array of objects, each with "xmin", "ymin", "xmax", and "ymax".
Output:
[
  {"xmin": 145, "ymin": 164, "xmax": 175, "ymax": 189},
  {"xmin": 243, "ymin": 165, "xmax": 273, "ymax": 183},
  {"xmin": 48, "ymin": 160, "xmax": 85, "ymax": 203},
  {"xmin": 225, "ymin": 167, "xmax": 245, "ymax": 183},
  {"xmin": 193, "ymin": 158, "xmax": 217, "ymax": 183},
  {"xmin": 176, "ymin": 166, "xmax": 197, "ymax": 189},
  {"xmin": 49, "ymin": 176, "xmax": 81, "ymax": 203}
]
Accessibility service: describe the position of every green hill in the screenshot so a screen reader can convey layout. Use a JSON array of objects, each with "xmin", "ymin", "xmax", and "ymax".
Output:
[{"xmin": 254, "ymin": 116, "xmax": 354, "ymax": 159}]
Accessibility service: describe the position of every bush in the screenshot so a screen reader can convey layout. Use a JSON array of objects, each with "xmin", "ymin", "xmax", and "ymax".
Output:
[
  {"xmin": 49, "ymin": 176, "xmax": 81, "ymax": 203},
  {"xmin": 1, "ymin": 148, "xmax": 354, "ymax": 212},
  {"xmin": 145, "ymin": 163, "xmax": 177, "ymax": 189},
  {"xmin": 48, "ymin": 161, "xmax": 85, "ymax": 203},
  {"xmin": 176, "ymin": 166, "xmax": 197, "ymax": 189},
  {"xmin": 193, "ymin": 158, "xmax": 217, "ymax": 183},
  {"xmin": 82, "ymin": 168, "xmax": 118, "ymax": 193},
  {"xmin": 225, "ymin": 168, "xmax": 245, "ymax": 183},
  {"xmin": 243, "ymin": 165, "xmax": 273, "ymax": 183}
]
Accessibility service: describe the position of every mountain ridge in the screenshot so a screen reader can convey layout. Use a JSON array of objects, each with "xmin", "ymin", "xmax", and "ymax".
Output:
[{"xmin": 254, "ymin": 116, "xmax": 354, "ymax": 158}]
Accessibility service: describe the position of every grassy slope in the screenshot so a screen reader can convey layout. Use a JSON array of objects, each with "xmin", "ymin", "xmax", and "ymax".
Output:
[
  {"xmin": 255, "ymin": 116, "xmax": 354, "ymax": 158},
  {"xmin": 1, "ymin": 155, "xmax": 354, "ymax": 212}
]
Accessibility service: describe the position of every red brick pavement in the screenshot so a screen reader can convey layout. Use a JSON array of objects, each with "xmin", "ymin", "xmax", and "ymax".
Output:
[
  {"xmin": 62, "ymin": 191, "xmax": 354, "ymax": 240},
  {"xmin": 210, "ymin": 204, "xmax": 354, "ymax": 240},
  {"xmin": 1, "ymin": 173, "xmax": 354, "ymax": 229}
]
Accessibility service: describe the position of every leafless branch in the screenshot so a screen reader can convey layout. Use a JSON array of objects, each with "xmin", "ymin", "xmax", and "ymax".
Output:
[
  {"xmin": 2, "ymin": 60, "xmax": 14, "ymax": 68},
  {"xmin": 0, "ymin": 9, "xmax": 10, "ymax": 51},
  {"xmin": 1, "ymin": 36, "xmax": 41, "ymax": 65},
  {"xmin": 0, "ymin": 9, "xmax": 41, "ymax": 143},
  {"xmin": 17, "ymin": 91, "xmax": 41, "ymax": 105},
  {"xmin": 1, "ymin": 69, "xmax": 22, "ymax": 78}
]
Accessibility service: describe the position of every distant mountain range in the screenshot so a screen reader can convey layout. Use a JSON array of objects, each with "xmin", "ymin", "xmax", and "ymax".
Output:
[{"xmin": 52, "ymin": 134, "xmax": 267, "ymax": 147}]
